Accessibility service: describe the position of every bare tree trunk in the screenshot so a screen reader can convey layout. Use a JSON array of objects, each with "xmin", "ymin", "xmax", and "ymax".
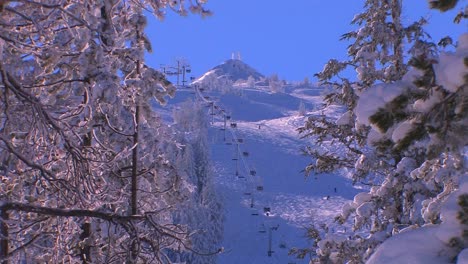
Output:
[
  {"xmin": 80, "ymin": 131, "xmax": 93, "ymax": 263},
  {"xmin": 391, "ymin": 0, "xmax": 404, "ymax": 80},
  {"xmin": 0, "ymin": 209, "xmax": 8, "ymax": 264},
  {"xmin": 131, "ymin": 105, "xmax": 140, "ymax": 216},
  {"xmin": 1, "ymin": 70, "xmax": 9, "ymax": 264},
  {"xmin": 80, "ymin": 222, "xmax": 91, "ymax": 263},
  {"xmin": 130, "ymin": 24, "xmax": 142, "ymax": 262},
  {"xmin": 129, "ymin": 104, "xmax": 140, "ymax": 263}
]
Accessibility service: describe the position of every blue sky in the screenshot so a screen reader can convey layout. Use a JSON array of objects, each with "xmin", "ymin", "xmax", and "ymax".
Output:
[{"xmin": 145, "ymin": 1, "xmax": 466, "ymax": 82}]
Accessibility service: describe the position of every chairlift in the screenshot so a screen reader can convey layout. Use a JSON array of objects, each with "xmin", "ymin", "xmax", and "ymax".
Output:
[
  {"xmin": 226, "ymin": 115, "xmax": 231, "ymax": 120},
  {"xmin": 279, "ymin": 238, "xmax": 287, "ymax": 249},
  {"xmin": 243, "ymin": 151, "xmax": 249, "ymax": 157},
  {"xmin": 256, "ymin": 186, "xmax": 264, "ymax": 191},
  {"xmin": 250, "ymin": 170, "xmax": 256, "ymax": 176}
]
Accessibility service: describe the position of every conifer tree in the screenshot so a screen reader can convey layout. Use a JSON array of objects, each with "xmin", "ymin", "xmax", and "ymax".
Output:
[
  {"xmin": 297, "ymin": 0, "xmax": 467, "ymax": 262},
  {"xmin": 0, "ymin": 1, "xmax": 215, "ymax": 263}
]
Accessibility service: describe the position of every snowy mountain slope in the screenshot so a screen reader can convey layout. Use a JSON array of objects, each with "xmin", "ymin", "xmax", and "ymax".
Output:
[
  {"xmin": 203, "ymin": 87, "xmax": 362, "ymax": 263},
  {"xmin": 201, "ymin": 87, "xmax": 317, "ymax": 122},
  {"xmin": 155, "ymin": 59, "xmax": 364, "ymax": 263}
]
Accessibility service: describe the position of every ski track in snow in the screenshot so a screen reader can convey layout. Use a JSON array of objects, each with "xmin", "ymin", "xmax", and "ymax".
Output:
[
  {"xmin": 203, "ymin": 88, "xmax": 358, "ymax": 264},
  {"xmin": 163, "ymin": 79, "xmax": 358, "ymax": 263}
]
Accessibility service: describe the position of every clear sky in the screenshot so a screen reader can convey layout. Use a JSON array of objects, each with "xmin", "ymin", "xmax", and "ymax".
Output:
[{"xmin": 144, "ymin": 1, "xmax": 467, "ymax": 82}]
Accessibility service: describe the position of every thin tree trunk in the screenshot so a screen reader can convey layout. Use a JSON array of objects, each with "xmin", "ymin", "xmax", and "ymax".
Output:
[
  {"xmin": 130, "ymin": 26, "xmax": 142, "ymax": 262},
  {"xmin": 391, "ymin": 0, "xmax": 404, "ymax": 80},
  {"xmin": 80, "ymin": 131, "xmax": 92, "ymax": 263},
  {"xmin": 1, "ymin": 74, "xmax": 9, "ymax": 264},
  {"xmin": 131, "ymin": 105, "xmax": 139, "ymax": 216},
  {"xmin": 130, "ymin": 98, "xmax": 140, "ymax": 263},
  {"xmin": 80, "ymin": 222, "xmax": 91, "ymax": 263},
  {"xmin": 0, "ymin": 209, "xmax": 8, "ymax": 264}
]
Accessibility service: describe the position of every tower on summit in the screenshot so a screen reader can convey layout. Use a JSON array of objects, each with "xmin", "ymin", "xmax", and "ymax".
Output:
[{"xmin": 231, "ymin": 51, "xmax": 242, "ymax": 60}]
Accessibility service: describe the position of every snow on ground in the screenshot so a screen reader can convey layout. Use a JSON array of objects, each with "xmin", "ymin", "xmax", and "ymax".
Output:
[
  {"xmin": 157, "ymin": 56, "xmax": 362, "ymax": 263},
  {"xmin": 189, "ymin": 85, "xmax": 362, "ymax": 263}
]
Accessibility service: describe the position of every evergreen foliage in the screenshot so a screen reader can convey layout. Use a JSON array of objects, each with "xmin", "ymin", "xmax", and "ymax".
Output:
[
  {"xmin": 297, "ymin": 0, "xmax": 467, "ymax": 262},
  {"xmin": 0, "ymin": 1, "xmax": 218, "ymax": 263}
]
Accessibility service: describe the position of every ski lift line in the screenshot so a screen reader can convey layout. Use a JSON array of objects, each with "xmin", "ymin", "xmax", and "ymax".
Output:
[
  {"xmin": 194, "ymin": 84, "xmax": 254, "ymax": 185},
  {"xmin": 193, "ymin": 84, "xmax": 269, "ymax": 222},
  {"xmin": 222, "ymin": 117, "xmax": 266, "ymax": 196},
  {"xmin": 227, "ymin": 128, "xmax": 254, "ymax": 182}
]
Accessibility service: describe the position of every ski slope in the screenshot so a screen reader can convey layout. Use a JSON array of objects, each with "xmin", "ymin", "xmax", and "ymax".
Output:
[
  {"xmin": 153, "ymin": 58, "xmax": 364, "ymax": 263},
  {"xmin": 187, "ymin": 83, "xmax": 362, "ymax": 263}
]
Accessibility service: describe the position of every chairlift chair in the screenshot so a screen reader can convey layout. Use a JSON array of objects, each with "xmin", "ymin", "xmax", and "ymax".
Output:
[
  {"xmin": 250, "ymin": 170, "xmax": 256, "ymax": 176},
  {"xmin": 243, "ymin": 151, "xmax": 249, "ymax": 157},
  {"xmin": 256, "ymin": 186, "xmax": 264, "ymax": 191}
]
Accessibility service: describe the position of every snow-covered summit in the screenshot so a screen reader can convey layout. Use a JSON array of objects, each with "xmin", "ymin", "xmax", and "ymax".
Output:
[{"xmin": 193, "ymin": 59, "xmax": 265, "ymax": 85}]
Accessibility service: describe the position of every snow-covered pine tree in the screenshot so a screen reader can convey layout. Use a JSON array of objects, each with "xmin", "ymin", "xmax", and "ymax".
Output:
[
  {"xmin": 268, "ymin": 73, "xmax": 284, "ymax": 93},
  {"xmin": 297, "ymin": 0, "xmax": 467, "ymax": 263},
  {"xmin": 298, "ymin": 100, "xmax": 307, "ymax": 116},
  {"xmin": 0, "ymin": 1, "xmax": 214, "ymax": 263},
  {"xmin": 171, "ymin": 100, "xmax": 224, "ymax": 264}
]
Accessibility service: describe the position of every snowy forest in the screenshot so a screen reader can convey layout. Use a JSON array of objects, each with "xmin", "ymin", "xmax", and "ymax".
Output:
[{"xmin": 0, "ymin": 0, "xmax": 466, "ymax": 264}]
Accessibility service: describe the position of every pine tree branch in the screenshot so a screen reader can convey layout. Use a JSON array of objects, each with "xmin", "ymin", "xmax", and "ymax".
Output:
[{"xmin": 0, "ymin": 202, "xmax": 144, "ymax": 223}]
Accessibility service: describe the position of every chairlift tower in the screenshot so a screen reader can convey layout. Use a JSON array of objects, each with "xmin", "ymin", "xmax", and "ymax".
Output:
[
  {"xmin": 160, "ymin": 59, "xmax": 191, "ymax": 86},
  {"xmin": 232, "ymin": 137, "xmax": 243, "ymax": 177},
  {"xmin": 267, "ymin": 225, "xmax": 279, "ymax": 257}
]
